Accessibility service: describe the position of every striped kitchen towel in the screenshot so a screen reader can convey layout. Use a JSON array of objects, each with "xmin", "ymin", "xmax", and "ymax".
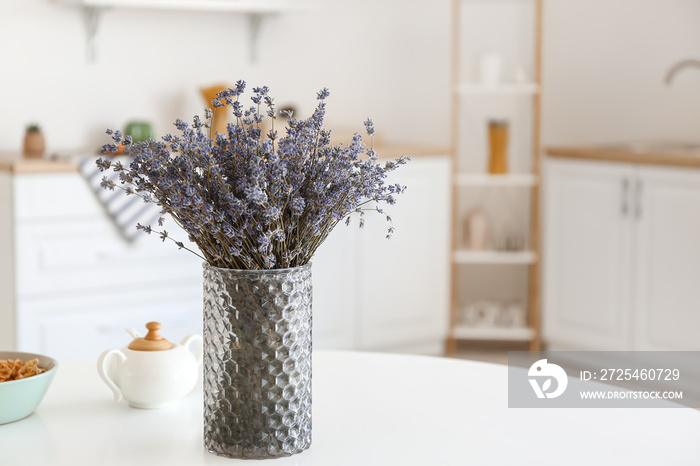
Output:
[{"xmin": 79, "ymin": 156, "xmax": 162, "ymax": 243}]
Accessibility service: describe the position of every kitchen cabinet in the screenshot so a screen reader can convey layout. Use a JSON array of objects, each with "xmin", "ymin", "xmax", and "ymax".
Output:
[
  {"xmin": 0, "ymin": 171, "xmax": 204, "ymax": 361},
  {"xmin": 544, "ymin": 158, "xmax": 700, "ymax": 350},
  {"xmin": 634, "ymin": 165, "xmax": 700, "ymax": 350},
  {"xmin": 355, "ymin": 156, "xmax": 451, "ymax": 354},
  {"xmin": 0, "ymin": 153, "xmax": 450, "ymax": 359},
  {"xmin": 313, "ymin": 155, "xmax": 451, "ymax": 354},
  {"xmin": 311, "ymin": 222, "xmax": 356, "ymax": 351},
  {"xmin": 543, "ymin": 160, "xmax": 633, "ymax": 350}
]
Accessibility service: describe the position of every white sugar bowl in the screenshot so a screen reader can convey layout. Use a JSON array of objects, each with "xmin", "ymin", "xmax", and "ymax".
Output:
[{"xmin": 97, "ymin": 322, "xmax": 202, "ymax": 409}]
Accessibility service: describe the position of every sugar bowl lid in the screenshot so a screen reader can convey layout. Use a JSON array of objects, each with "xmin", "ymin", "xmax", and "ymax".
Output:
[{"xmin": 128, "ymin": 322, "xmax": 174, "ymax": 351}]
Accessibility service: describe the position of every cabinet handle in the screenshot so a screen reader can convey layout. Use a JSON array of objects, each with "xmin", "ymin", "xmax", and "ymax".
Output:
[
  {"xmin": 635, "ymin": 179, "xmax": 643, "ymax": 219},
  {"xmin": 621, "ymin": 178, "xmax": 629, "ymax": 216}
]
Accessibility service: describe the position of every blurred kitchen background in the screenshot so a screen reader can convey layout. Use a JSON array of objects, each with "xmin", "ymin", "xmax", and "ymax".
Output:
[{"xmin": 1, "ymin": 0, "xmax": 700, "ymax": 363}]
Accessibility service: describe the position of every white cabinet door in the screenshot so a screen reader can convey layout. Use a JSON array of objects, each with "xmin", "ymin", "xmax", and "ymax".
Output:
[
  {"xmin": 311, "ymin": 224, "xmax": 356, "ymax": 351},
  {"xmin": 544, "ymin": 159, "xmax": 634, "ymax": 350},
  {"xmin": 356, "ymin": 157, "xmax": 450, "ymax": 353},
  {"xmin": 634, "ymin": 166, "xmax": 700, "ymax": 350}
]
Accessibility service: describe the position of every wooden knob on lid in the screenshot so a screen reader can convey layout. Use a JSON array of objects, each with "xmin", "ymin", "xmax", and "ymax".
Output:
[{"xmin": 128, "ymin": 322, "xmax": 174, "ymax": 351}]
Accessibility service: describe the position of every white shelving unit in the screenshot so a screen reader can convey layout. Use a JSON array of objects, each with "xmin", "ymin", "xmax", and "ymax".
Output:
[{"xmin": 447, "ymin": 0, "xmax": 543, "ymax": 352}]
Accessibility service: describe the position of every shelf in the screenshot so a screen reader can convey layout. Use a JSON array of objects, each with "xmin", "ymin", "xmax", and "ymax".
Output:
[
  {"xmin": 455, "ymin": 173, "xmax": 537, "ymax": 187},
  {"xmin": 453, "ymin": 250, "xmax": 537, "ymax": 264},
  {"xmin": 456, "ymin": 83, "xmax": 540, "ymax": 95},
  {"xmin": 462, "ymin": 0, "xmax": 535, "ymax": 3},
  {"xmin": 55, "ymin": 0, "xmax": 312, "ymax": 62},
  {"xmin": 452, "ymin": 325, "xmax": 535, "ymax": 341},
  {"xmin": 60, "ymin": 0, "xmax": 309, "ymax": 12}
]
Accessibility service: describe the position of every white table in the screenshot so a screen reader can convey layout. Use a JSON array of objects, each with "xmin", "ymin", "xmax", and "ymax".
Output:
[{"xmin": 2, "ymin": 351, "xmax": 700, "ymax": 465}]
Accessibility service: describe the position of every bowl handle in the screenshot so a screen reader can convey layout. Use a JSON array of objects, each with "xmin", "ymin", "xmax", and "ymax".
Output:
[
  {"xmin": 180, "ymin": 334, "xmax": 203, "ymax": 367},
  {"xmin": 97, "ymin": 349, "xmax": 126, "ymax": 402}
]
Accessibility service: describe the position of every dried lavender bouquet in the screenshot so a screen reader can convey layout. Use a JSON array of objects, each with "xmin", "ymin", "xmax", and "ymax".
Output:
[{"xmin": 96, "ymin": 81, "xmax": 408, "ymax": 269}]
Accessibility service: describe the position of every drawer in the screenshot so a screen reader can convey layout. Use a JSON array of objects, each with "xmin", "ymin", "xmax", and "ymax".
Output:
[
  {"xmin": 15, "ymin": 218, "xmax": 203, "ymax": 297},
  {"xmin": 14, "ymin": 173, "xmax": 103, "ymax": 220},
  {"xmin": 16, "ymin": 282, "xmax": 203, "ymax": 360}
]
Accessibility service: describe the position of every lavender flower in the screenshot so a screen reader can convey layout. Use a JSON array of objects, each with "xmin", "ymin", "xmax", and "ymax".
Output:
[
  {"xmin": 96, "ymin": 82, "xmax": 409, "ymax": 270},
  {"xmin": 364, "ymin": 118, "xmax": 375, "ymax": 136}
]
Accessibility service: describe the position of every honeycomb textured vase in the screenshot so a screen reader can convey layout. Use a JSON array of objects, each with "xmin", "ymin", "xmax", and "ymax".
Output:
[{"xmin": 202, "ymin": 263, "xmax": 312, "ymax": 459}]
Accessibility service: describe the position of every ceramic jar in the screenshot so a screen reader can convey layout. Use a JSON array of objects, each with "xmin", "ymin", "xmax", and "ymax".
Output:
[
  {"xmin": 23, "ymin": 128, "xmax": 45, "ymax": 159},
  {"xmin": 97, "ymin": 322, "xmax": 202, "ymax": 409}
]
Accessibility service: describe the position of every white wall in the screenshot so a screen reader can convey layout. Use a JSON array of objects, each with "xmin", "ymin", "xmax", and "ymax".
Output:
[
  {"xmin": 542, "ymin": 0, "xmax": 700, "ymax": 146},
  {"xmin": 5, "ymin": 0, "xmax": 698, "ymax": 155},
  {"xmin": 0, "ymin": 0, "xmax": 450, "ymax": 153}
]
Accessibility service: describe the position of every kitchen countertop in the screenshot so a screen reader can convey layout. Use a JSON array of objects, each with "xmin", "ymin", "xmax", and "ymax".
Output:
[
  {"xmin": 0, "ymin": 153, "xmax": 77, "ymax": 174},
  {"xmin": 0, "ymin": 145, "xmax": 448, "ymax": 175},
  {"xmin": 547, "ymin": 145, "xmax": 700, "ymax": 168},
  {"xmin": 373, "ymin": 144, "xmax": 448, "ymax": 159},
  {"xmin": 2, "ymin": 351, "xmax": 699, "ymax": 465}
]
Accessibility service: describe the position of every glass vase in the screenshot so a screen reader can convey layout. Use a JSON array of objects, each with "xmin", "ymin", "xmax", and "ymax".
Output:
[{"xmin": 202, "ymin": 262, "xmax": 312, "ymax": 459}]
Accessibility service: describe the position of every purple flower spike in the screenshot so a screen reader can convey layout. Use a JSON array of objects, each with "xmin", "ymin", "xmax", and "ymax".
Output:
[
  {"xmin": 316, "ymin": 88, "xmax": 330, "ymax": 100},
  {"xmin": 96, "ymin": 83, "xmax": 408, "ymax": 270}
]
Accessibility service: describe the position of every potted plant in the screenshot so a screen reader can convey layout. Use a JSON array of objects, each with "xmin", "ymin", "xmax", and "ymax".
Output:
[
  {"xmin": 22, "ymin": 123, "xmax": 45, "ymax": 159},
  {"xmin": 96, "ymin": 81, "xmax": 408, "ymax": 459}
]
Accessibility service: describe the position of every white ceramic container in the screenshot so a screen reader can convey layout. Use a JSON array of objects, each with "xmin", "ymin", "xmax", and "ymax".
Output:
[{"xmin": 97, "ymin": 322, "xmax": 202, "ymax": 409}]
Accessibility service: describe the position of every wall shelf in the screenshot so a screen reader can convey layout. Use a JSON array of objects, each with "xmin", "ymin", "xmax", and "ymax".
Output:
[
  {"xmin": 455, "ymin": 173, "xmax": 538, "ymax": 187},
  {"xmin": 453, "ymin": 250, "xmax": 537, "ymax": 265},
  {"xmin": 54, "ymin": 0, "xmax": 312, "ymax": 62},
  {"xmin": 61, "ymin": 0, "xmax": 308, "ymax": 13},
  {"xmin": 452, "ymin": 325, "xmax": 535, "ymax": 342}
]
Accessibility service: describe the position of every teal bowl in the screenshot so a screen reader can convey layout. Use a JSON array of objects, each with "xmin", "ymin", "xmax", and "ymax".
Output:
[{"xmin": 0, "ymin": 351, "xmax": 58, "ymax": 425}]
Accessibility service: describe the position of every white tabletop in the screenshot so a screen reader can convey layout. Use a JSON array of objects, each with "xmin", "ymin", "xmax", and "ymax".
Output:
[{"xmin": 2, "ymin": 351, "xmax": 700, "ymax": 465}]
